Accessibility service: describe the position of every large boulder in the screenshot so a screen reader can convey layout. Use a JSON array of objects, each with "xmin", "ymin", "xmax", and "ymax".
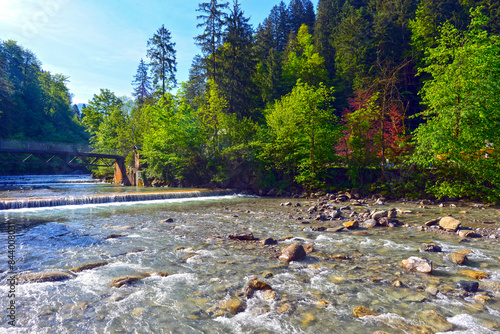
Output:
[
  {"xmin": 17, "ymin": 271, "xmax": 74, "ymax": 284},
  {"xmin": 439, "ymin": 216, "xmax": 461, "ymax": 232},
  {"xmin": 402, "ymin": 257, "xmax": 432, "ymax": 274},
  {"xmin": 279, "ymin": 243, "xmax": 306, "ymax": 262}
]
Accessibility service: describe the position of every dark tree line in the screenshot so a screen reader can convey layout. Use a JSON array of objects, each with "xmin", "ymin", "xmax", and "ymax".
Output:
[{"xmin": 0, "ymin": 40, "xmax": 87, "ymax": 143}]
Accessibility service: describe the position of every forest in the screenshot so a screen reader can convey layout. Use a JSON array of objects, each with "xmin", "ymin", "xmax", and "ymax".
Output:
[{"xmin": 1, "ymin": 0, "xmax": 500, "ymax": 202}]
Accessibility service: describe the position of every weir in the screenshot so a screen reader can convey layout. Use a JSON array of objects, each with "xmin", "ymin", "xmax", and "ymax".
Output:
[{"xmin": 0, "ymin": 189, "xmax": 235, "ymax": 210}]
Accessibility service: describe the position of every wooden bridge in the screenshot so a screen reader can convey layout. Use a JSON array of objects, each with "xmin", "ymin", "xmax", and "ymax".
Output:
[{"xmin": 0, "ymin": 140, "xmax": 131, "ymax": 185}]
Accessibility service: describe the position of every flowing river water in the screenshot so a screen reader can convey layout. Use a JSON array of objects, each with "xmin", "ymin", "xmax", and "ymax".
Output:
[{"xmin": 0, "ymin": 175, "xmax": 499, "ymax": 333}]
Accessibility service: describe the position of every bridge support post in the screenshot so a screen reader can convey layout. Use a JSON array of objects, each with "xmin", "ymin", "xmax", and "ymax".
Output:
[{"xmin": 114, "ymin": 158, "xmax": 131, "ymax": 186}]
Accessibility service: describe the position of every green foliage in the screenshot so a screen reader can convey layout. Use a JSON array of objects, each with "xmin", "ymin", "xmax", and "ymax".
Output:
[
  {"xmin": 261, "ymin": 81, "xmax": 340, "ymax": 189},
  {"xmin": 0, "ymin": 40, "xmax": 86, "ymax": 144},
  {"xmin": 282, "ymin": 25, "xmax": 329, "ymax": 90},
  {"xmin": 412, "ymin": 8, "xmax": 500, "ymax": 202},
  {"xmin": 141, "ymin": 93, "xmax": 206, "ymax": 184}
]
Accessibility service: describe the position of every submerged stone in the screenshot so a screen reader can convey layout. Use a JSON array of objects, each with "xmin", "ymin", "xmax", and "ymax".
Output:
[
  {"xmin": 402, "ymin": 257, "xmax": 432, "ymax": 274},
  {"xmin": 419, "ymin": 310, "xmax": 454, "ymax": 333},
  {"xmin": 17, "ymin": 271, "xmax": 74, "ymax": 284},
  {"xmin": 70, "ymin": 261, "xmax": 108, "ymax": 272},
  {"xmin": 218, "ymin": 298, "xmax": 244, "ymax": 315},
  {"xmin": 228, "ymin": 232, "xmax": 257, "ymax": 241},
  {"xmin": 460, "ymin": 270, "xmax": 489, "ymax": 280},
  {"xmin": 110, "ymin": 275, "xmax": 146, "ymax": 288},
  {"xmin": 353, "ymin": 306, "xmax": 378, "ymax": 317},
  {"xmin": 457, "ymin": 280, "xmax": 479, "ymax": 292}
]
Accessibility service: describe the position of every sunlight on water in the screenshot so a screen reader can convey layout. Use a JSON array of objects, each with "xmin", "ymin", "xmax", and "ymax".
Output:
[{"xmin": 0, "ymin": 176, "xmax": 499, "ymax": 333}]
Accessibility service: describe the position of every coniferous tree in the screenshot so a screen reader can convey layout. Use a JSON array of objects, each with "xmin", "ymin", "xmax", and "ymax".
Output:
[
  {"xmin": 147, "ymin": 24, "xmax": 177, "ymax": 95},
  {"xmin": 195, "ymin": 0, "xmax": 229, "ymax": 81},
  {"xmin": 219, "ymin": 0, "xmax": 257, "ymax": 117},
  {"xmin": 314, "ymin": 0, "xmax": 346, "ymax": 79},
  {"xmin": 131, "ymin": 58, "xmax": 152, "ymax": 102}
]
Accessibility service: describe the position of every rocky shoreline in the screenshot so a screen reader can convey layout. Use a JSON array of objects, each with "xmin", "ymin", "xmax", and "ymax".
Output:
[{"xmin": 10, "ymin": 192, "xmax": 500, "ymax": 333}]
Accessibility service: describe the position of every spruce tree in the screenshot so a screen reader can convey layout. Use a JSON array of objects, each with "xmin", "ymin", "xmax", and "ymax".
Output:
[
  {"xmin": 219, "ymin": 0, "xmax": 256, "ymax": 117},
  {"xmin": 147, "ymin": 24, "xmax": 177, "ymax": 95},
  {"xmin": 131, "ymin": 58, "xmax": 152, "ymax": 102},
  {"xmin": 195, "ymin": 0, "xmax": 229, "ymax": 81}
]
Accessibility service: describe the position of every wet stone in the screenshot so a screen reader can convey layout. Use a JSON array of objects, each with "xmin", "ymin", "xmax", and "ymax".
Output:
[
  {"xmin": 402, "ymin": 257, "xmax": 432, "ymax": 274},
  {"xmin": 279, "ymin": 243, "xmax": 306, "ymax": 262},
  {"xmin": 423, "ymin": 243, "xmax": 442, "ymax": 252},
  {"xmin": 439, "ymin": 216, "xmax": 461, "ymax": 232},
  {"xmin": 457, "ymin": 280, "xmax": 479, "ymax": 292},
  {"xmin": 70, "ymin": 261, "xmax": 108, "ymax": 273},
  {"xmin": 17, "ymin": 271, "xmax": 74, "ymax": 284},
  {"xmin": 450, "ymin": 252, "xmax": 468, "ymax": 265},
  {"xmin": 419, "ymin": 310, "xmax": 454, "ymax": 333},
  {"xmin": 353, "ymin": 306, "xmax": 378, "ymax": 318},
  {"xmin": 460, "ymin": 270, "xmax": 489, "ymax": 280}
]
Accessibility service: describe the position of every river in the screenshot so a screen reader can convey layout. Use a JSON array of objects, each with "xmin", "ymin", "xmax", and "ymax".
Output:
[{"xmin": 0, "ymin": 175, "xmax": 499, "ymax": 333}]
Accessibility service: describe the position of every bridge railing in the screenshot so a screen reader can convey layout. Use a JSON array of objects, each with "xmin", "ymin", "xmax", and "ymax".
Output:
[{"xmin": 0, "ymin": 139, "xmax": 120, "ymax": 156}]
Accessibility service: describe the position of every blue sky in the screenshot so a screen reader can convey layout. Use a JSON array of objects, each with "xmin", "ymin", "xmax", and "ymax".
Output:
[{"xmin": 0, "ymin": 0, "xmax": 318, "ymax": 104}]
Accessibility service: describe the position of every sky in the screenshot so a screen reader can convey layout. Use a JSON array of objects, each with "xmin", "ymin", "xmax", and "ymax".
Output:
[{"xmin": 0, "ymin": 0, "xmax": 318, "ymax": 104}]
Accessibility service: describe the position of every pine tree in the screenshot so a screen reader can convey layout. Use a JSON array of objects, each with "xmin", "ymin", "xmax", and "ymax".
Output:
[
  {"xmin": 195, "ymin": 0, "xmax": 229, "ymax": 81},
  {"xmin": 147, "ymin": 24, "xmax": 177, "ymax": 95},
  {"xmin": 131, "ymin": 59, "xmax": 152, "ymax": 102}
]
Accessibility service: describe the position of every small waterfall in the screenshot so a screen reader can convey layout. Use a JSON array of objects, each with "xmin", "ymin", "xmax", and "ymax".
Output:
[{"xmin": 0, "ymin": 189, "xmax": 235, "ymax": 210}]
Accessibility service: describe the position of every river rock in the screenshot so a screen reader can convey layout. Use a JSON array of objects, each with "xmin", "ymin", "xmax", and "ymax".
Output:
[
  {"xmin": 364, "ymin": 219, "xmax": 377, "ymax": 229},
  {"xmin": 326, "ymin": 226, "xmax": 344, "ymax": 233},
  {"xmin": 106, "ymin": 234, "xmax": 127, "ymax": 239},
  {"xmin": 450, "ymin": 252, "xmax": 468, "ymax": 265},
  {"xmin": 402, "ymin": 257, "xmax": 432, "ymax": 274},
  {"xmin": 343, "ymin": 220, "xmax": 359, "ymax": 229},
  {"xmin": 228, "ymin": 232, "xmax": 257, "ymax": 241},
  {"xmin": 458, "ymin": 230, "xmax": 478, "ymax": 238},
  {"xmin": 279, "ymin": 243, "xmax": 306, "ymax": 262},
  {"xmin": 419, "ymin": 310, "xmax": 454, "ymax": 332},
  {"xmin": 423, "ymin": 243, "xmax": 442, "ymax": 252},
  {"xmin": 371, "ymin": 210, "xmax": 388, "ymax": 220},
  {"xmin": 70, "ymin": 261, "xmax": 109, "ymax": 272},
  {"xmin": 110, "ymin": 275, "xmax": 146, "ymax": 288},
  {"xmin": 353, "ymin": 306, "xmax": 378, "ymax": 317},
  {"xmin": 262, "ymin": 290, "xmax": 277, "ymax": 300},
  {"xmin": 259, "ymin": 237, "xmax": 277, "ymax": 245},
  {"xmin": 218, "ymin": 298, "xmax": 244, "ymax": 315},
  {"xmin": 457, "ymin": 280, "xmax": 479, "ymax": 292},
  {"xmin": 479, "ymin": 281, "xmax": 500, "ymax": 292},
  {"xmin": 460, "ymin": 270, "xmax": 489, "ymax": 280},
  {"xmin": 17, "ymin": 271, "xmax": 74, "ymax": 284},
  {"xmin": 424, "ymin": 218, "xmax": 440, "ymax": 227},
  {"xmin": 439, "ymin": 216, "xmax": 461, "ymax": 232},
  {"xmin": 248, "ymin": 278, "xmax": 272, "ymax": 291},
  {"xmin": 159, "ymin": 218, "xmax": 174, "ymax": 223}
]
